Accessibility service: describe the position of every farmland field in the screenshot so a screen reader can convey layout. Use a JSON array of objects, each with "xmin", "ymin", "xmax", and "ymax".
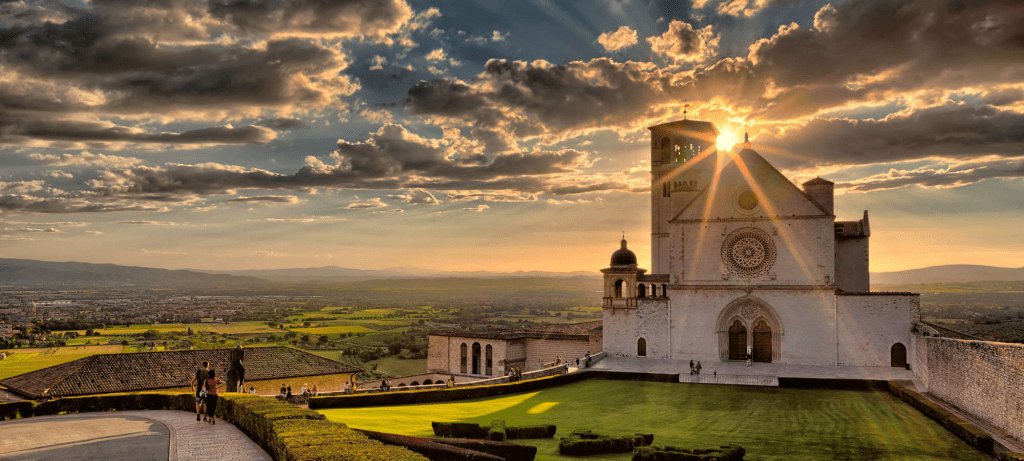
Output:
[
  {"xmin": 319, "ymin": 380, "xmax": 990, "ymax": 461},
  {"xmin": 289, "ymin": 325, "xmax": 376, "ymax": 336},
  {"xmin": 0, "ymin": 345, "xmax": 123, "ymax": 380}
]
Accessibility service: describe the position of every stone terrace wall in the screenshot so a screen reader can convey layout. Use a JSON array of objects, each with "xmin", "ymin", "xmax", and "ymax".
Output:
[{"xmin": 917, "ymin": 336, "xmax": 1024, "ymax": 442}]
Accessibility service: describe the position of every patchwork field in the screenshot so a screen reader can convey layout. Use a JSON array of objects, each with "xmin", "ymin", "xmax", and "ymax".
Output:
[
  {"xmin": 318, "ymin": 380, "xmax": 989, "ymax": 461},
  {"xmin": 289, "ymin": 325, "xmax": 376, "ymax": 336},
  {"xmin": 0, "ymin": 345, "xmax": 123, "ymax": 380}
]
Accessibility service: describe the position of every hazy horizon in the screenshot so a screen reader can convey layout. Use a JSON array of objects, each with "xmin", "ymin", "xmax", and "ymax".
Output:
[{"xmin": 2, "ymin": 0, "xmax": 1023, "ymax": 273}]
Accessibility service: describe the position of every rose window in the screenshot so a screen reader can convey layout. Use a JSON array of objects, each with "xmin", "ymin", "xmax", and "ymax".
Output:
[{"xmin": 722, "ymin": 228, "xmax": 776, "ymax": 278}]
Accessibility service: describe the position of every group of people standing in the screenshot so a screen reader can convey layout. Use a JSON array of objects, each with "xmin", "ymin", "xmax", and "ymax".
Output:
[
  {"xmin": 507, "ymin": 367, "xmax": 523, "ymax": 382},
  {"xmin": 689, "ymin": 359, "xmax": 703, "ymax": 375}
]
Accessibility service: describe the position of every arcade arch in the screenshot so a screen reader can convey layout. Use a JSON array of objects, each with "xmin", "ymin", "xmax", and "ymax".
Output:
[{"xmin": 716, "ymin": 296, "xmax": 783, "ymax": 363}]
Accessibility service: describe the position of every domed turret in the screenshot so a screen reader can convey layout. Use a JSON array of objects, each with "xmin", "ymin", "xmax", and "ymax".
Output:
[{"xmin": 610, "ymin": 238, "xmax": 637, "ymax": 267}]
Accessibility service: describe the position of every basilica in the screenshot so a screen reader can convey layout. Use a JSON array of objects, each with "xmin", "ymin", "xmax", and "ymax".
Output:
[{"xmin": 601, "ymin": 119, "xmax": 920, "ymax": 368}]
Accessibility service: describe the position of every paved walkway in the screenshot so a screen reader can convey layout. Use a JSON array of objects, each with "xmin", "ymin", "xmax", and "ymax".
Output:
[
  {"xmin": 0, "ymin": 410, "xmax": 271, "ymax": 461},
  {"xmin": 591, "ymin": 355, "xmax": 917, "ymax": 381}
]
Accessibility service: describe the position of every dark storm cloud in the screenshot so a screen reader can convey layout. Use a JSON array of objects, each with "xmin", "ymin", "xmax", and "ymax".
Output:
[
  {"xmin": 760, "ymin": 104, "xmax": 1024, "ymax": 168},
  {"xmin": 403, "ymin": 0, "xmax": 1024, "ymax": 152},
  {"xmin": 2, "ymin": 119, "xmax": 276, "ymax": 145},
  {"xmin": 0, "ymin": 194, "xmax": 166, "ymax": 214},
  {"xmin": 256, "ymin": 118, "xmax": 311, "ymax": 130},
  {"xmin": 84, "ymin": 124, "xmax": 609, "ymax": 199},
  {"xmin": 207, "ymin": 0, "xmax": 413, "ymax": 38}
]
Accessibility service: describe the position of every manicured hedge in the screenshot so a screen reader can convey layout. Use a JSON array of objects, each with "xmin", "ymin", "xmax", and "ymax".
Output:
[
  {"xmin": 506, "ymin": 425, "xmax": 556, "ymax": 439},
  {"xmin": 433, "ymin": 421, "xmax": 490, "ymax": 438},
  {"xmin": 432, "ymin": 438, "xmax": 538, "ymax": 461},
  {"xmin": 632, "ymin": 445, "xmax": 745, "ymax": 461},
  {"xmin": 356, "ymin": 429, "xmax": 504, "ymax": 460},
  {"xmin": 0, "ymin": 392, "xmax": 427, "ymax": 461},
  {"xmin": 777, "ymin": 377, "xmax": 889, "ymax": 391},
  {"xmin": 887, "ymin": 382, "xmax": 994, "ymax": 454},
  {"xmin": 558, "ymin": 429, "xmax": 650, "ymax": 456},
  {"xmin": 488, "ymin": 419, "xmax": 507, "ymax": 441},
  {"xmin": 311, "ymin": 370, "xmax": 683, "ymax": 410}
]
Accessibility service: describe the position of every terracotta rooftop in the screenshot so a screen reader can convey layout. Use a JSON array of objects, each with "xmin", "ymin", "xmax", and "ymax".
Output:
[
  {"xmin": 432, "ymin": 320, "xmax": 602, "ymax": 341},
  {"xmin": 0, "ymin": 346, "xmax": 361, "ymax": 399}
]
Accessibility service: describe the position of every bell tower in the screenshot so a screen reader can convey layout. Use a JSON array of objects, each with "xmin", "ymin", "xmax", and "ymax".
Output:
[{"xmin": 648, "ymin": 120, "xmax": 719, "ymax": 274}]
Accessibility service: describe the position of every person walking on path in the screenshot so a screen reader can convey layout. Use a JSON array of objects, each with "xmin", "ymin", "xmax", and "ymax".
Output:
[
  {"xmin": 689, "ymin": 359, "xmax": 694, "ymax": 375},
  {"xmin": 204, "ymin": 369, "xmax": 226, "ymax": 425},
  {"xmin": 696, "ymin": 361, "xmax": 702, "ymax": 375},
  {"xmin": 190, "ymin": 361, "xmax": 210, "ymax": 421}
]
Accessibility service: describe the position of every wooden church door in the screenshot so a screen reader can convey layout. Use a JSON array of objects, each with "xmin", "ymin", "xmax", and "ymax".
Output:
[
  {"xmin": 728, "ymin": 320, "xmax": 746, "ymax": 360},
  {"xmin": 752, "ymin": 320, "xmax": 772, "ymax": 363}
]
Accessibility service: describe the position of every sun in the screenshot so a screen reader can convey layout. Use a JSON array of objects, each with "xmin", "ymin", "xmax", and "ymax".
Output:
[{"xmin": 717, "ymin": 129, "xmax": 738, "ymax": 152}]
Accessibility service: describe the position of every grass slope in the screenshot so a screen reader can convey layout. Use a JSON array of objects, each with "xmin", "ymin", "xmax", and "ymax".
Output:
[{"xmin": 318, "ymin": 380, "xmax": 989, "ymax": 461}]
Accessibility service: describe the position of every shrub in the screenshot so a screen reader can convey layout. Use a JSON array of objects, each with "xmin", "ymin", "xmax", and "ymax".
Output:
[
  {"xmin": 632, "ymin": 445, "xmax": 745, "ymax": 461},
  {"xmin": 506, "ymin": 425, "xmax": 557, "ymax": 439},
  {"xmin": 432, "ymin": 438, "xmax": 538, "ymax": 461},
  {"xmin": 558, "ymin": 430, "xmax": 650, "ymax": 456},
  {"xmin": 1000, "ymin": 452, "xmax": 1024, "ymax": 461},
  {"xmin": 432, "ymin": 421, "xmax": 489, "ymax": 439},
  {"xmin": 887, "ymin": 382, "xmax": 994, "ymax": 454},
  {"xmin": 0, "ymin": 401, "xmax": 35, "ymax": 420},
  {"xmin": 357, "ymin": 429, "xmax": 503, "ymax": 460},
  {"xmin": 488, "ymin": 419, "xmax": 507, "ymax": 441}
]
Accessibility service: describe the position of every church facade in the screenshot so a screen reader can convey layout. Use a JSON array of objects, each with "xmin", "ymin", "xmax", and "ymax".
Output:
[{"xmin": 602, "ymin": 120, "xmax": 920, "ymax": 368}]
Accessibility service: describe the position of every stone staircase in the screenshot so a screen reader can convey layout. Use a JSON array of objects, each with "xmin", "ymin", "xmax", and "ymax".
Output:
[{"xmin": 678, "ymin": 373, "xmax": 778, "ymax": 386}]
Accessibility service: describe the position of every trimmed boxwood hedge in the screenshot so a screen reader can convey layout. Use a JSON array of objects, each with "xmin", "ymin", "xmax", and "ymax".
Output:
[
  {"xmin": 433, "ymin": 421, "xmax": 557, "ymax": 440},
  {"xmin": 357, "ymin": 429, "xmax": 504, "ymax": 460},
  {"xmin": 558, "ymin": 430, "xmax": 650, "ymax": 456},
  {"xmin": 311, "ymin": 370, "xmax": 682, "ymax": 410},
  {"xmin": 632, "ymin": 445, "xmax": 745, "ymax": 461},
  {"xmin": 431, "ymin": 437, "xmax": 538, "ymax": 461},
  {"xmin": 0, "ymin": 392, "xmax": 427, "ymax": 461},
  {"xmin": 488, "ymin": 419, "xmax": 507, "ymax": 441},
  {"xmin": 777, "ymin": 377, "xmax": 889, "ymax": 391},
  {"xmin": 887, "ymin": 381, "xmax": 994, "ymax": 454}
]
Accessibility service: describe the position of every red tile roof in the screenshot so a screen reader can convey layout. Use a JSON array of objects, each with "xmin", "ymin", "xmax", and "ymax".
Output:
[{"xmin": 0, "ymin": 346, "xmax": 360, "ymax": 399}]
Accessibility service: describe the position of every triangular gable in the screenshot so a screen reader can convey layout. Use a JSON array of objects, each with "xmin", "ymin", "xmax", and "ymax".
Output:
[{"xmin": 670, "ymin": 149, "xmax": 831, "ymax": 222}]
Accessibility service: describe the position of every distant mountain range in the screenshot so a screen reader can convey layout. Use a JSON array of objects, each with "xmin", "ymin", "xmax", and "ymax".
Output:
[
  {"xmin": 205, "ymin": 266, "xmax": 597, "ymax": 283},
  {"xmin": 3, "ymin": 258, "xmax": 1023, "ymax": 289},
  {"xmin": 0, "ymin": 258, "xmax": 266, "ymax": 289},
  {"xmin": 871, "ymin": 265, "xmax": 1024, "ymax": 285}
]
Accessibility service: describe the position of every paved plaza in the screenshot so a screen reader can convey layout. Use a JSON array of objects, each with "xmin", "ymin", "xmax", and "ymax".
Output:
[{"xmin": 0, "ymin": 410, "xmax": 271, "ymax": 461}]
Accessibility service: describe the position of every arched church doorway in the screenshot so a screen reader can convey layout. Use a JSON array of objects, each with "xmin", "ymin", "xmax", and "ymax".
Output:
[
  {"xmin": 891, "ymin": 343, "xmax": 907, "ymax": 368},
  {"xmin": 472, "ymin": 342, "xmax": 481, "ymax": 374},
  {"xmin": 614, "ymin": 280, "xmax": 623, "ymax": 298},
  {"xmin": 753, "ymin": 321, "xmax": 772, "ymax": 363},
  {"xmin": 637, "ymin": 284, "xmax": 646, "ymax": 298},
  {"xmin": 728, "ymin": 320, "xmax": 746, "ymax": 360},
  {"xmin": 637, "ymin": 338, "xmax": 647, "ymax": 357}
]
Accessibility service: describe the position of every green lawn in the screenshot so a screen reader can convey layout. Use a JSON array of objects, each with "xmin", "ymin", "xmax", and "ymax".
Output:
[
  {"xmin": 288, "ymin": 325, "xmax": 376, "ymax": 336},
  {"xmin": 318, "ymin": 380, "xmax": 989, "ymax": 461}
]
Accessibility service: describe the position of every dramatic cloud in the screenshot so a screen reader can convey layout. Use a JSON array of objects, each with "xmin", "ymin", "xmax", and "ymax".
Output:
[
  {"xmin": 345, "ymin": 197, "xmax": 388, "ymax": 209},
  {"xmin": 226, "ymin": 195, "xmax": 300, "ymax": 204},
  {"xmin": 461, "ymin": 204, "xmax": 489, "ymax": 212},
  {"xmin": 256, "ymin": 118, "xmax": 311, "ymax": 131},
  {"xmin": 598, "ymin": 26, "xmax": 638, "ymax": 52},
  {"xmin": 6, "ymin": 122, "xmax": 275, "ymax": 147},
  {"xmin": 647, "ymin": 21, "xmax": 719, "ymax": 64},
  {"xmin": 389, "ymin": 189, "xmax": 441, "ymax": 204},
  {"xmin": 207, "ymin": 0, "xmax": 414, "ymax": 38},
  {"xmin": 836, "ymin": 158, "xmax": 1024, "ymax": 193}
]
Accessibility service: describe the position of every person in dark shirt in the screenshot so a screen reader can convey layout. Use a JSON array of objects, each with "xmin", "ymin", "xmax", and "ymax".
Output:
[
  {"xmin": 204, "ymin": 369, "xmax": 225, "ymax": 425},
  {"xmin": 190, "ymin": 361, "xmax": 210, "ymax": 421},
  {"xmin": 229, "ymin": 345, "xmax": 245, "ymax": 392}
]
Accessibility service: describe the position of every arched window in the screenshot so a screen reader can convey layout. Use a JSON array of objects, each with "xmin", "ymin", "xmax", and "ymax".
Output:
[
  {"xmin": 410, "ymin": 381, "xmax": 420, "ymax": 386},
  {"xmin": 637, "ymin": 337, "xmax": 647, "ymax": 357},
  {"xmin": 423, "ymin": 379, "xmax": 433, "ymax": 385},
  {"xmin": 460, "ymin": 343, "xmax": 468, "ymax": 374},
  {"xmin": 472, "ymin": 342, "xmax": 482, "ymax": 375},
  {"xmin": 650, "ymin": 284, "xmax": 657, "ymax": 297},
  {"xmin": 659, "ymin": 137, "xmax": 671, "ymax": 164},
  {"xmin": 485, "ymin": 344, "xmax": 493, "ymax": 376},
  {"xmin": 662, "ymin": 284, "xmax": 667, "ymax": 296},
  {"xmin": 637, "ymin": 284, "xmax": 646, "ymax": 298},
  {"xmin": 614, "ymin": 279, "xmax": 624, "ymax": 298},
  {"xmin": 891, "ymin": 343, "xmax": 907, "ymax": 368}
]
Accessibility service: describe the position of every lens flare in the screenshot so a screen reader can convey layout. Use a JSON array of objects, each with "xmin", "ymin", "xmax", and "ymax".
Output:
[{"xmin": 717, "ymin": 129, "xmax": 737, "ymax": 151}]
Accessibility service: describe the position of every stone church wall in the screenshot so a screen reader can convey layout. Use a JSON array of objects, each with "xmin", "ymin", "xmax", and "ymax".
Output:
[
  {"xmin": 670, "ymin": 288, "xmax": 836, "ymax": 365},
  {"xmin": 835, "ymin": 294, "xmax": 917, "ymax": 367},
  {"xmin": 602, "ymin": 306, "xmax": 637, "ymax": 357},
  {"xmin": 426, "ymin": 335, "xmax": 510, "ymax": 377},
  {"xmin": 524, "ymin": 337, "xmax": 591, "ymax": 370},
  {"xmin": 917, "ymin": 336, "xmax": 1024, "ymax": 442}
]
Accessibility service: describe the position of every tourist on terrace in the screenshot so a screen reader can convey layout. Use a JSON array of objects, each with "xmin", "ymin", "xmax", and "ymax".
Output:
[
  {"xmin": 204, "ymin": 369, "xmax": 225, "ymax": 425},
  {"xmin": 311, "ymin": 383, "xmax": 318, "ymax": 396},
  {"xmin": 190, "ymin": 361, "xmax": 210, "ymax": 421}
]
